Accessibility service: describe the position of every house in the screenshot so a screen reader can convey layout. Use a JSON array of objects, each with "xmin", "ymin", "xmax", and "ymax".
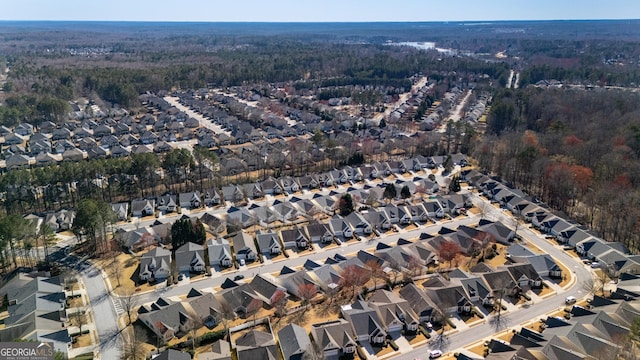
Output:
[
  {"xmin": 207, "ymin": 238, "xmax": 232, "ymax": 268},
  {"xmin": 451, "ymin": 274, "xmax": 494, "ymax": 307},
  {"xmin": 215, "ymin": 284, "xmax": 261, "ymax": 317},
  {"xmin": 199, "ymin": 339, "xmax": 232, "ymax": 360},
  {"xmin": 340, "ymin": 300, "xmax": 387, "ymax": 344},
  {"xmin": 153, "ymin": 349, "xmax": 191, "ymax": 360},
  {"xmin": 157, "ymin": 194, "xmax": 178, "ymax": 213},
  {"xmin": 139, "ymin": 247, "xmax": 172, "ymax": 281},
  {"xmin": 175, "ymin": 242, "xmax": 206, "ymax": 273},
  {"xmin": 310, "ymin": 319, "xmax": 357, "ymax": 358},
  {"xmin": 481, "ymin": 270, "xmax": 520, "ymax": 298},
  {"xmin": 279, "ymin": 227, "xmax": 309, "ymax": 250},
  {"xmin": 280, "ymin": 176, "xmax": 300, "ymax": 193},
  {"xmin": 131, "ymin": 198, "xmax": 156, "ymax": 217},
  {"xmin": 111, "ymin": 202, "xmax": 129, "ymax": 221},
  {"xmin": 368, "ymin": 289, "xmax": 420, "ymax": 333},
  {"xmin": 234, "ymin": 328, "xmax": 279, "ymax": 360},
  {"xmin": 277, "ymin": 323, "xmax": 312, "ymax": 360},
  {"xmin": 515, "ymin": 254, "xmax": 563, "ymax": 278},
  {"xmin": 329, "ymin": 217, "xmax": 353, "ymax": 239},
  {"xmin": 15, "ymin": 123, "xmax": 34, "ymax": 136},
  {"xmin": 250, "ymin": 274, "xmax": 288, "ymax": 306},
  {"xmin": 425, "ymin": 285, "xmax": 473, "ymax": 314},
  {"xmin": 179, "ymin": 191, "xmax": 202, "ymax": 209},
  {"xmin": 138, "ymin": 298, "xmax": 197, "ymax": 341},
  {"xmin": 227, "ymin": 207, "xmax": 255, "ymax": 228},
  {"xmin": 5, "ymin": 154, "xmax": 31, "ymax": 169},
  {"xmin": 200, "ymin": 213, "xmax": 226, "ymax": 235},
  {"xmin": 0, "ymin": 274, "xmax": 71, "ymax": 356},
  {"xmin": 304, "ymin": 223, "xmax": 334, "ymax": 243},
  {"xmin": 364, "ymin": 210, "xmax": 392, "ymax": 231},
  {"xmin": 422, "ymin": 200, "xmax": 445, "ymax": 218},
  {"xmin": 406, "ymin": 204, "xmax": 429, "ymax": 222},
  {"xmin": 261, "ymin": 177, "xmax": 282, "ymax": 195},
  {"xmin": 203, "ymin": 188, "xmax": 221, "ymax": 206},
  {"xmin": 221, "ymin": 185, "xmax": 245, "ymax": 203},
  {"xmin": 256, "ymin": 231, "xmax": 282, "ymax": 255},
  {"xmin": 231, "ymin": 231, "xmax": 257, "ymax": 262},
  {"xmin": 343, "ymin": 212, "xmax": 372, "ymax": 235},
  {"xmin": 43, "ymin": 209, "xmax": 75, "ymax": 232}
]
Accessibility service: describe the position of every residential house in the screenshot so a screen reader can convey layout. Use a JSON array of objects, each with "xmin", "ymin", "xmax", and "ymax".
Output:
[
  {"xmin": 138, "ymin": 298, "xmax": 197, "ymax": 341},
  {"xmin": 310, "ymin": 319, "xmax": 357, "ymax": 358},
  {"xmin": 207, "ymin": 238, "xmax": 232, "ymax": 268},
  {"xmin": 329, "ymin": 217, "xmax": 353, "ymax": 239},
  {"xmin": 277, "ymin": 323, "xmax": 312, "ymax": 360},
  {"xmin": 131, "ymin": 198, "xmax": 156, "ymax": 217},
  {"xmin": 203, "ymin": 188, "xmax": 221, "ymax": 207},
  {"xmin": 139, "ymin": 247, "xmax": 172, "ymax": 281},
  {"xmin": 231, "ymin": 231, "xmax": 257, "ymax": 262},
  {"xmin": 152, "ymin": 349, "xmax": 191, "ymax": 360},
  {"xmin": 215, "ymin": 284, "xmax": 261, "ymax": 317},
  {"xmin": 422, "ymin": 200, "xmax": 445, "ymax": 218},
  {"xmin": 450, "ymin": 273, "xmax": 494, "ymax": 307},
  {"xmin": 425, "ymin": 284, "xmax": 473, "ymax": 314},
  {"xmin": 340, "ymin": 300, "xmax": 387, "ymax": 344},
  {"xmin": 279, "ymin": 227, "xmax": 309, "ymax": 249},
  {"xmin": 280, "ymin": 176, "xmax": 300, "ymax": 193},
  {"xmin": 175, "ymin": 242, "xmax": 206, "ymax": 273},
  {"xmin": 235, "ymin": 328, "xmax": 279, "ymax": 360},
  {"xmin": 5, "ymin": 154, "xmax": 31, "ymax": 169},
  {"xmin": 226, "ymin": 207, "xmax": 255, "ymax": 228},
  {"xmin": 343, "ymin": 212, "xmax": 372, "ymax": 235},
  {"xmin": 200, "ymin": 213, "xmax": 226, "ymax": 235},
  {"xmin": 157, "ymin": 194, "xmax": 178, "ymax": 213},
  {"xmin": 481, "ymin": 270, "xmax": 520, "ymax": 298},
  {"xmin": 261, "ymin": 177, "xmax": 282, "ymax": 195},
  {"xmin": 368, "ymin": 289, "xmax": 420, "ymax": 333},
  {"xmin": 250, "ymin": 275, "xmax": 288, "ymax": 306},
  {"xmin": 0, "ymin": 275, "xmax": 70, "ymax": 356},
  {"xmin": 304, "ymin": 223, "xmax": 334, "ymax": 244},
  {"xmin": 198, "ymin": 339, "xmax": 232, "ymax": 360},
  {"xmin": 256, "ymin": 231, "xmax": 283, "ymax": 255},
  {"xmin": 179, "ymin": 191, "xmax": 202, "ymax": 209},
  {"xmin": 406, "ymin": 204, "xmax": 429, "ymax": 223},
  {"xmin": 115, "ymin": 227, "xmax": 159, "ymax": 252},
  {"xmin": 111, "ymin": 202, "xmax": 129, "ymax": 221}
]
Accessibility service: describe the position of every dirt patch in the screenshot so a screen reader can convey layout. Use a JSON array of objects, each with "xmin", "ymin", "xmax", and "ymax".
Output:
[
  {"xmin": 71, "ymin": 333, "xmax": 92, "ymax": 348},
  {"xmin": 406, "ymin": 332, "xmax": 427, "ymax": 345},
  {"xmin": 67, "ymin": 295, "xmax": 85, "ymax": 308}
]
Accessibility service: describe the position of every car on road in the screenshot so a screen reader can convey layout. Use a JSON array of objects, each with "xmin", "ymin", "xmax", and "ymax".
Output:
[
  {"xmin": 177, "ymin": 274, "xmax": 184, "ymax": 281},
  {"xmin": 590, "ymin": 262, "xmax": 600, "ymax": 268},
  {"xmin": 429, "ymin": 349, "xmax": 443, "ymax": 358},
  {"xmin": 233, "ymin": 275, "xmax": 245, "ymax": 281},
  {"xmin": 565, "ymin": 296, "xmax": 577, "ymax": 305},
  {"xmin": 239, "ymin": 259, "xmax": 245, "ymax": 266}
]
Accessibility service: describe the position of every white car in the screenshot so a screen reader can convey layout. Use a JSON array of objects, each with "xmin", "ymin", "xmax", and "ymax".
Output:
[
  {"xmin": 565, "ymin": 296, "xmax": 577, "ymax": 305},
  {"xmin": 429, "ymin": 349, "xmax": 443, "ymax": 359}
]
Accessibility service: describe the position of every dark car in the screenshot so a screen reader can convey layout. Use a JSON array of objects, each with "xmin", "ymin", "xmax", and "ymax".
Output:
[{"xmin": 234, "ymin": 274, "xmax": 245, "ymax": 281}]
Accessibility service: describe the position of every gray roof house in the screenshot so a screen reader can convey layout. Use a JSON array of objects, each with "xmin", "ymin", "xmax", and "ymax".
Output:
[
  {"xmin": 277, "ymin": 323, "xmax": 312, "ymax": 360},
  {"xmin": 175, "ymin": 242, "xmax": 206, "ymax": 273},
  {"xmin": 368, "ymin": 289, "xmax": 420, "ymax": 334},
  {"xmin": 179, "ymin": 190, "xmax": 202, "ymax": 209},
  {"xmin": 250, "ymin": 274, "xmax": 288, "ymax": 306},
  {"xmin": 111, "ymin": 202, "xmax": 129, "ymax": 221},
  {"xmin": 304, "ymin": 223, "xmax": 334, "ymax": 244},
  {"xmin": 256, "ymin": 231, "xmax": 283, "ymax": 255},
  {"xmin": 340, "ymin": 299, "xmax": 386, "ymax": 344},
  {"xmin": 139, "ymin": 247, "xmax": 172, "ymax": 281},
  {"xmin": 131, "ymin": 198, "xmax": 156, "ymax": 217},
  {"xmin": 231, "ymin": 231, "xmax": 257, "ymax": 262},
  {"xmin": 310, "ymin": 319, "xmax": 357, "ymax": 358},
  {"xmin": 279, "ymin": 226, "xmax": 309, "ymax": 250},
  {"xmin": 207, "ymin": 238, "xmax": 232, "ymax": 268},
  {"xmin": 235, "ymin": 329, "xmax": 279, "ymax": 360},
  {"xmin": 199, "ymin": 339, "xmax": 232, "ymax": 360}
]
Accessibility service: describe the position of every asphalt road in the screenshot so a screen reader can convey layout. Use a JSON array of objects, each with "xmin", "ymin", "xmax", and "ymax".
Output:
[{"xmin": 57, "ymin": 252, "xmax": 121, "ymax": 360}]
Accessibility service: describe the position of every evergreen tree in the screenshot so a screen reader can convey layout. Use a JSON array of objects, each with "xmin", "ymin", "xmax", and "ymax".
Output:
[
  {"xmin": 449, "ymin": 175, "xmax": 461, "ymax": 193},
  {"xmin": 383, "ymin": 184, "xmax": 397, "ymax": 201},
  {"xmin": 339, "ymin": 194, "xmax": 354, "ymax": 216}
]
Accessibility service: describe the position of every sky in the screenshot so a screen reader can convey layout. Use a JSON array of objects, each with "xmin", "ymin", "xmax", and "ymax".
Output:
[{"xmin": 1, "ymin": 0, "xmax": 639, "ymax": 22}]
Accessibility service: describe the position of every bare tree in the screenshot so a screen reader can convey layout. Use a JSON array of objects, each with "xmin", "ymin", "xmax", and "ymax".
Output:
[
  {"xmin": 272, "ymin": 290, "xmax": 287, "ymax": 318},
  {"xmin": 246, "ymin": 298, "xmax": 263, "ymax": 324},
  {"xmin": 120, "ymin": 289, "xmax": 138, "ymax": 327},
  {"xmin": 339, "ymin": 265, "xmax": 371, "ymax": 300},
  {"xmin": 109, "ymin": 249, "xmax": 122, "ymax": 288},
  {"xmin": 297, "ymin": 283, "xmax": 318, "ymax": 309},
  {"xmin": 408, "ymin": 255, "xmax": 423, "ymax": 277},
  {"xmin": 430, "ymin": 297, "xmax": 450, "ymax": 351},
  {"xmin": 364, "ymin": 259, "xmax": 385, "ymax": 290},
  {"xmin": 218, "ymin": 301, "xmax": 235, "ymax": 339},
  {"xmin": 120, "ymin": 326, "xmax": 148, "ymax": 360}
]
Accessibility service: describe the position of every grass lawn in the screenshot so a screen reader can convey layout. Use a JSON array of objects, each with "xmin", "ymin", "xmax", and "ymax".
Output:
[{"xmin": 95, "ymin": 253, "xmax": 157, "ymax": 295}]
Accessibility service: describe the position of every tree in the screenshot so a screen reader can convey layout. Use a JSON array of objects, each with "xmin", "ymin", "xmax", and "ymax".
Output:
[
  {"xmin": 120, "ymin": 326, "xmax": 148, "ymax": 360},
  {"xmin": 383, "ymin": 184, "xmax": 397, "ymax": 202},
  {"xmin": 443, "ymin": 155, "xmax": 454, "ymax": 174},
  {"xmin": 73, "ymin": 199, "xmax": 115, "ymax": 255},
  {"xmin": 379, "ymin": 118, "xmax": 386, "ymax": 128},
  {"xmin": 449, "ymin": 175, "xmax": 461, "ymax": 193},
  {"xmin": 339, "ymin": 265, "xmax": 371, "ymax": 300},
  {"xmin": 171, "ymin": 219, "xmax": 206, "ymax": 249},
  {"xmin": 400, "ymin": 185, "xmax": 411, "ymax": 202},
  {"xmin": 302, "ymin": 340, "xmax": 325, "ymax": 360},
  {"xmin": 364, "ymin": 259, "xmax": 386, "ymax": 290},
  {"xmin": 438, "ymin": 241, "xmax": 462, "ymax": 268},
  {"xmin": 246, "ymin": 298, "xmax": 263, "ymax": 323},
  {"xmin": 338, "ymin": 193, "xmax": 354, "ymax": 216},
  {"xmin": 297, "ymin": 283, "xmax": 318, "ymax": 309},
  {"xmin": 120, "ymin": 289, "xmax": 138, "ymax": 327},
  {"xmin": 272, "ymin": 290, "xmax": 288, "ymax": 318},
  {"xmin": 218, "ymin": 301, "xmax": 235, "ymax": 339}
]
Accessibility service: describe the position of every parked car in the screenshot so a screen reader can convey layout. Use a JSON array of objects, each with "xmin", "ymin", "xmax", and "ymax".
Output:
[
  {"xmin": 239, "ymin": 259, "xmax": 245, "ymax": 266},
  {"xmin": 234, "ymin": 274, "xmax": 245, "ymax": 281},
  {"xmin": 429, "ymin": 349, "xmax": 443, "ymax": 359},
  {"xmin": 590, "ymin": 262, "xmax": 600, "ymax": 268},
  {"xmin": 565, "ymin": 296, "xmax": 577, "ymax": 305},
  {"xmin": 177, "ymin": 274, "xmax": 184, "ymax": 281}
]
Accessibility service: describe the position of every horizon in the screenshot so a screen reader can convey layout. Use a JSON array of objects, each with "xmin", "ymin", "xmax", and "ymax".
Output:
[{"xmin": 2, "ymin": 0, "xmax": 638, "ymax": 22}]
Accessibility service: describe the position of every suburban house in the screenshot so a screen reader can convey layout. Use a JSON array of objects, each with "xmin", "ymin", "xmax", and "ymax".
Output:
[
  {"xmin": 174, "ymin": 242, "xmax": 206, "ymax": 273},
  {"xmin": 111, "ymin": 202, "xmax": 129, "ymax": 221},
  {"xmin": 231, "ymin": 231, "xmax": 257, "ymax": 262},
  {"xmin": 203, "ymin": 188, "xmax": 222, "ymax": 207},
  {"xmin": 449, "ymin": 273, "xmax": 495, "ymax": 307},
  {"xmin": 234, "ymin": 328, "xmax": 279, "ymax": 360},
  {"xmin": 329, "ymin": 218, "xmax": 353, "ymax": 239},
  {"xmin": 279, "ymin": 227, "xmax": 309, "ymax": 249},
  {"xmin": 207, "ymin": 238, "xmax": 232, "ymax": 268},
  {"xmin": 0, "ymin": 274, "xmax": 71, "ymax": 356},
  {"xmin": 310, "ymin": 319, "xmax": 357, "ymax": 358},
  {"xmin": 198, "ymin": 339, "xmax": 232, "ymax": 360},
  {"xmin": 200, "ymin": 213, "xmax": 226, "ymax": 235},
  {"xmin": 422, "ymin": 200, "xmax": 445, "ymax": 218},
  {"xmin": 215, "ymin": 284, "xmax": 261, "ymax": 317},
  {"xmin": 157, "ymin": 194, "xmax": 178, "ymax": 213},
  {"xmin": 425, "ymin": 284, "xmax": 473, "ymax": 314},
  {"xmin": 116, "ymin": 227, "xmax": 159, "ymax": 252},
  {"xmin": 153, "ymin": 349, "xmax": 191, "ymax": 360},
  {"xmin": 250, "ymin": 275, "xmax": 288, "ymax": 306},
  {"xmin": 343, "ymin": 212, "xmax": 372, "ymax": 235},
  {"xmin": 277, "ymin": 323, "xmax": 311, "ymax": 360},
  {"xmin": 304, "ymin": 223, "xmax": 334, "ymax": 243},
  {"xmin": 139, "ymin": 247, "xmax": 172, "ymax": 281},
  {"xmin": 256, "ymin": 231, "xmax": 283, "ymax": 255},
  {"xmin": 131, "ymin": 198, "xmax": 156, "ymax": 217},
  {"xmin": 137, "ymin": 298, "xmax": 197, "ymax": 341},
  {"xmin": 368, "ymin": 289, "xmax": 420, "ymax": 333},
  {"xmin": 340, "ymin": 300, "xmax": 387, "ymax": 344},
  {"xmin": 179, "ymin": 191, "xmax": 202, "ymax": 209}
]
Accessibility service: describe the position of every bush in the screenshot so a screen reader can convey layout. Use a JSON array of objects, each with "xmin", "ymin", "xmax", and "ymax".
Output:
[{"xmin": 198, "ymin": 330, "xmax": 225, "ymax": 345}]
